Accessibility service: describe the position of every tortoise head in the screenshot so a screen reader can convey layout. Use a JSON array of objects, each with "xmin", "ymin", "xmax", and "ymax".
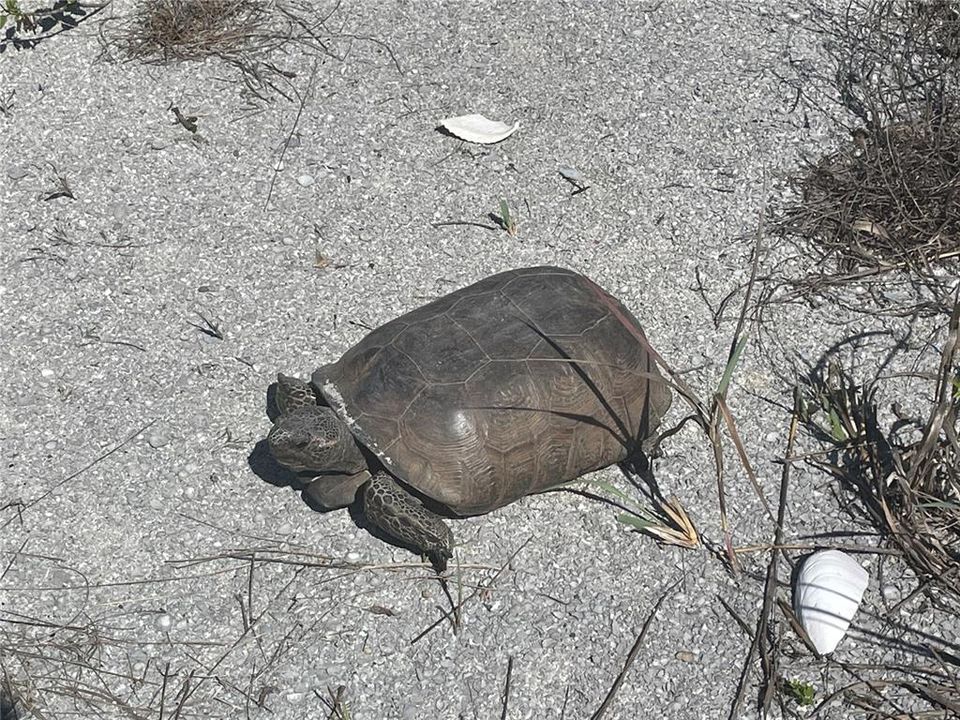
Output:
[{"xmin": 267, "ymin": 405, "xmax": 366, "ymax": 475}]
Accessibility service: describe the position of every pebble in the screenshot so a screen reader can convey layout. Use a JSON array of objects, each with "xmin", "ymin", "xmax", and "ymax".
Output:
[
  {"xmin": 40, "ymin": 368, "xmax": 55, "ymax": 378},
  {"xmin": 675, "ymin": 650, "xmax": 697, "ymax": 663},
  {"xmin": 346, "ymin": 551, "xmax": 361, "ymax": 563},
  {"xmin": 558, "ymin": 165, "xmax": 586, "ymax": 184},
  {"xmin": 147, "ymin": 430, "xmax": 170, "ymax": 448},
  {"xmin": 297, "ymin": 174, "xmax": 315, "ymax": 187},
  {"xmin": 881, "ymin": 584, "xmax": 900, "ymax": 602},
  {"xmin": 183, "ymin": 486, "xmax": 196, "ymax": 499},
  {"xmin": 156, "ymin": 614, "xmax": 172, "ymax": 632},
  {"xmin": 286, "ymin": 692, "xmax": 305, "ymax": 705}
]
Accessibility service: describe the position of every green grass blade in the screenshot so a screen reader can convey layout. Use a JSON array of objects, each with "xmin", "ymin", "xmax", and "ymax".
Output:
[
  {"xmin": 576, "ymin": 478, "xmax": 636, "ymax": 506},
  {"xmin": 717, "ymin": 334, "xmax": 749, "ymax": 398},
  {"xmin": 828, "ymin": 408, "xmax": 847, "ymax": 441},
  {"xmin": 917, "ymin": 499, "xmax": 960, "ymax": 510}
]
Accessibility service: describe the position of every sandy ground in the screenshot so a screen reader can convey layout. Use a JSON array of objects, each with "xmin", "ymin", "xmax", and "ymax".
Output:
[{"xmin": 2, "ymin": 1, "xmax": 957, "ymax": 718}]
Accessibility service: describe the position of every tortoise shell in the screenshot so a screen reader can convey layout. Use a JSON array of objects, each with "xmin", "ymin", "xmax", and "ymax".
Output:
[{"xmin": 312, "ymin": 266, "xmax": 671, "ymax": 515}]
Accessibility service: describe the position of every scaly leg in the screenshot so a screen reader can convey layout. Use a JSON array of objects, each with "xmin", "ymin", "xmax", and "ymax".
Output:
[
  {"xmin": 276, "ymin": 373, "xmax": 319, "ymax": 415},
  {"xmin": 363, "ymin": 473, "xmax": 454, "ymax": 566}
]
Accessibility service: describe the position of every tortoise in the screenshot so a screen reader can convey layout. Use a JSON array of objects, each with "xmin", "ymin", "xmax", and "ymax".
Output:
[{"xmin": 267, "ymin": 266, "xmax": 672, "ymax": 565}]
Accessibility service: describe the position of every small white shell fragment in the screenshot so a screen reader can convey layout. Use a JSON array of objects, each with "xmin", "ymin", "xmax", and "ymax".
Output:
[
  {"xmin": 439, "ymin": 114, "xmax": 519, "ymax": 144},
  {"xmin": 559, "ymin": 165, "xmax": 586, "ymax": 184},
  {"xmin": 794, "ymin": 550, "xmax": 869, "ymax": 655}
]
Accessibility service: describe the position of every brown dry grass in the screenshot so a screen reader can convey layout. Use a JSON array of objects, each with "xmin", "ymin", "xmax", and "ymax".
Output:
[
  {"xmin": 107, "ymin": 0, "xmax": 403, "ymax": 106},
  {"xmin": 777, "ymin": 118, "xmax": 960, "ymax": 274},
  {"xmin": 772, "ymin": 1, "xmax": 960, "ymax": 307},
  {"xmin": 802, "ymin": 302, "xmax": 960, "ymax": 611},
  {"xmin": 106, "ymin": 0, "xmax": 347, "ymax": 104},
  {"xmin": 124, "ymin": 0, "xmax": 270, "ymax": 61}
]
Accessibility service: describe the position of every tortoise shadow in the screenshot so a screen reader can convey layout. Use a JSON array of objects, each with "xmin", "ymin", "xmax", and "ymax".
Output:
[
  {"xmin": 248, "ymin": 439, "xmax": 301, "ymax": 490},
  {"xmin": 619, "ymin": 452, "xmax": 668, "ymax": 505}
]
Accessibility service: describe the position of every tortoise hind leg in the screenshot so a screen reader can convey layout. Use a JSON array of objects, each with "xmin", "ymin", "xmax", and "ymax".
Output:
[{"xmin": 363, "ymin": 474, "xmax": 454, "ymax": 568}]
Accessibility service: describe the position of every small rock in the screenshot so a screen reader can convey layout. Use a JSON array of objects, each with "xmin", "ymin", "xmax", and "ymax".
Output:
[
  {"xmin": 881, "ymin": 584, "xmax": 900, "ymax": 602},
  {"xmin": 183, "ymin": 486, "xmax": 196, "ymax": 499},
  {"xmin": 40, "ymin": 368, "xmax": 55, "ymax": 378},
  {"xmin": 286, "ymin": 692, "xmax": 305, "ymax": 705},
  {"xmin": 147, "ymin": 431, "xmax": 170, "ymax": 448},
  {"xmin": 297, "ymin": 174, "xmax": 316, "ymax": 187},
  {"xmin": 345, "ymin": 551, "xmax": 361, "ymax": 563},
  {"xmin": 156, "ymin": 613, "xmax": 172, "ymax": 632},
  {"xmin": 106, "ymin": 202, "xmax": 129, "ymax": 221},
  {"xmin": 675, "ymin": 650, "xmax": 697, "ymax": 663},
  {"xmin": 559, "ymin": 165, "xmax": 586, "ymax": 185}
]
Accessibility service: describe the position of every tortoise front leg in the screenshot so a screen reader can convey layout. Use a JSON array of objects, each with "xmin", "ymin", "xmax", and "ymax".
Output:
[
  {"xmin": 363, "ymin": 474, "xmax": 454, "ymax": 567},
  {"xmin": 275, "ymin": 373, "xmax": 319, "ymax": 415}
]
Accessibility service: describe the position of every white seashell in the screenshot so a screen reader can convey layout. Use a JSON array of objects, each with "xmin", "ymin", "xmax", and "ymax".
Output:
[
  {"xmin": 794, "ymin": 550, "xmax": 869, "ymax": 655},
  {"xmin": 439, "ymin": 114, "xmax": 519, "ymax": 144}
]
